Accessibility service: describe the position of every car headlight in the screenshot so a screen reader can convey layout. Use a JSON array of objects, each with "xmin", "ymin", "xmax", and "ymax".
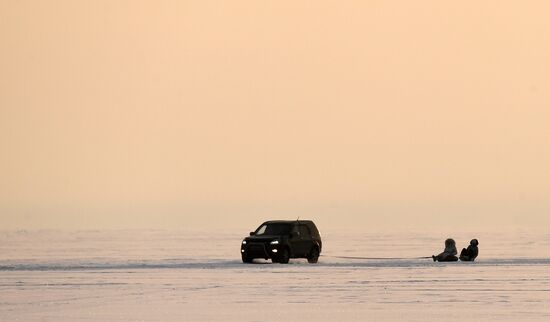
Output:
[
  {"xmin": 270, "ymin": 240, "xmax": 279, "ymax": 245},
  {"xmin": 242, "ymin": 240, "xmax": 247, "ymax": 245}
]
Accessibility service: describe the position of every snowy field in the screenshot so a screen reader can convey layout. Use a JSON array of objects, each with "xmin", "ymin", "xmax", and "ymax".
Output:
[{"xmin": 1, "ymin": 228, "xmax": 550, "ymax": 321}]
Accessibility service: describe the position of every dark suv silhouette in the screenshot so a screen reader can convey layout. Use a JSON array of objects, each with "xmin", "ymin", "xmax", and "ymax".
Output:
[{"xmin": 240, "ymin": 220, "xmax": 322, "ymax": 264}]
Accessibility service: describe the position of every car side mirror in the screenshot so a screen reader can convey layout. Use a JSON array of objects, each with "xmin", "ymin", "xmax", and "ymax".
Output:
[{"xmin": 249, "ymin": 232, "xmax": 255, "ymax": 236}]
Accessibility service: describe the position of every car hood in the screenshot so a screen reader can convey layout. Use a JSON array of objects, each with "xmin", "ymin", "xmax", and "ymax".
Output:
[{"xmin": 244, "ymin": 235, "xmax": 282, "ymax": 243}]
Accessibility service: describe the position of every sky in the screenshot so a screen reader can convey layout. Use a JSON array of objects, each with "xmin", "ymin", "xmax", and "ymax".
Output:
[{"xmin": 1, "ymin": 1, "xmax": 549, "ymax": 230}]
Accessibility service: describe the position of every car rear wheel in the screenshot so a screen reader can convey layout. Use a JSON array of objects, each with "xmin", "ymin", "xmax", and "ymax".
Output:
[{"xmin": 307, "ymin": 247, "xmax": 319, "ymax": 263}]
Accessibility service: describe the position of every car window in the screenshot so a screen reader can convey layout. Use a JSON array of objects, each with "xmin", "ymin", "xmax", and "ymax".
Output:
[
  {"xmin": 299, "ymin": 225, "xmax": 310, "ymax": 238},
  {"xmin": 256, "ymin": 225, "xmax": 267, "ymax": 235},
  {"xmin": 256, "ymin": 223, "xmax": 291, "ymax": 235},
  {"xmin": 310, "ymin": 225, "xmax": 320, "ymax": 238}
]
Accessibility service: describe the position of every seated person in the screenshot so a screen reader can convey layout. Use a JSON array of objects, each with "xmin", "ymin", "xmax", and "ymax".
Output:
[
  {"xmin": 459, "ymin": 239, "xmax": 479, "ymax": 261},
  {"xmin": 432, "ymin": 238, "xmax": 458, "ymax": 262}
]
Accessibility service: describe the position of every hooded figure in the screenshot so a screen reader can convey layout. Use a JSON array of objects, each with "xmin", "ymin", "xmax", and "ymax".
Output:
[
  {"xmin": 432, "ymin": 238, "xmax": 458, "ymax": 262},
  {"xmin": 459, "ymin": 239, "xmax": 479, "ymax": 261}
]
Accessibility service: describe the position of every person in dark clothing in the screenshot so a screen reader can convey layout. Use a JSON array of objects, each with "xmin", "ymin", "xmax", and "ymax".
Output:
[
  {"xmin": 459, "ymin": 239, "xmax": 479, "ymax": 261},
  {"xmin": 432, "ymin": 238, "xmax": 458, "ymax": 262}
]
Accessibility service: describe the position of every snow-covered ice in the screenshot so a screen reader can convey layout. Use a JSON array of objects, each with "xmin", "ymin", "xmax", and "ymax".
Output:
[{"xmin": 1, "ymin": 229, "xmax": 550, "ymax": 321}]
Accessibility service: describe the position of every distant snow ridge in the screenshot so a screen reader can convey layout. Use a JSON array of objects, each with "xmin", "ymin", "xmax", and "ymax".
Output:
[
  {"xmin": 0, "ymin": 259, "xmax": 240, "ymax": 271},
  {"xmin": 2, "ymin": 258, "xmax": 550, "ymax": 271}
]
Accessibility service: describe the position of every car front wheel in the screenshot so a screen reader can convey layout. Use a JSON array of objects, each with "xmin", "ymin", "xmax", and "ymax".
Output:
[
  {"xmin": 278, "ymin": 248, "xmax": 290, "ymax": 264},
  {"xmin": 242, "ymin": 254, "xmax": 253, "ymax": 263}
]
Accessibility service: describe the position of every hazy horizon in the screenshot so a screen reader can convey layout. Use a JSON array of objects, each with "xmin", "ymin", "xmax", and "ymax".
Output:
[{"xmin": 1, "ymin": 1, "xmax": 549, "ymax": 230}]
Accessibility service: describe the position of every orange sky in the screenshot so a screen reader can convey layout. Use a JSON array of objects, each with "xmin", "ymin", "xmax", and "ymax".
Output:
[{"xmin": 1, "ymin": 1, "xmax": 549, "ymax": 230}]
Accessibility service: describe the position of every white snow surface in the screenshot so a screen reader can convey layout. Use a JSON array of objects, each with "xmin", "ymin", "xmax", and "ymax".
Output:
[{"xmin": 1, "ymin": 229, "xmax": 550, "ymax": 321}]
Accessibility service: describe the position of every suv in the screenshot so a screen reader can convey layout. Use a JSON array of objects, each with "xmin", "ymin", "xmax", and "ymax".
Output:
[{"xmin": 240, "ymin": 220, "xmax": 322, "ymax": 264}]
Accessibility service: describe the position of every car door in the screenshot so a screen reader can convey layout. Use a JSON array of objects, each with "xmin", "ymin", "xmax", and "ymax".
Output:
[
  {"xmin": 295, "ymin": 225, "xmax": 312, "ymax": 257},
  {"xmin": 288, "ymin": 224, "xmax": 301, "ymax": 256}
]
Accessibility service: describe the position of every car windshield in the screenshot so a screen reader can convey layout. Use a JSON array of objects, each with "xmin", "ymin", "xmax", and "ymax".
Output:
[{"xmin": 255, "ymin": 223, "xmax": 291, "ymax": 236}]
